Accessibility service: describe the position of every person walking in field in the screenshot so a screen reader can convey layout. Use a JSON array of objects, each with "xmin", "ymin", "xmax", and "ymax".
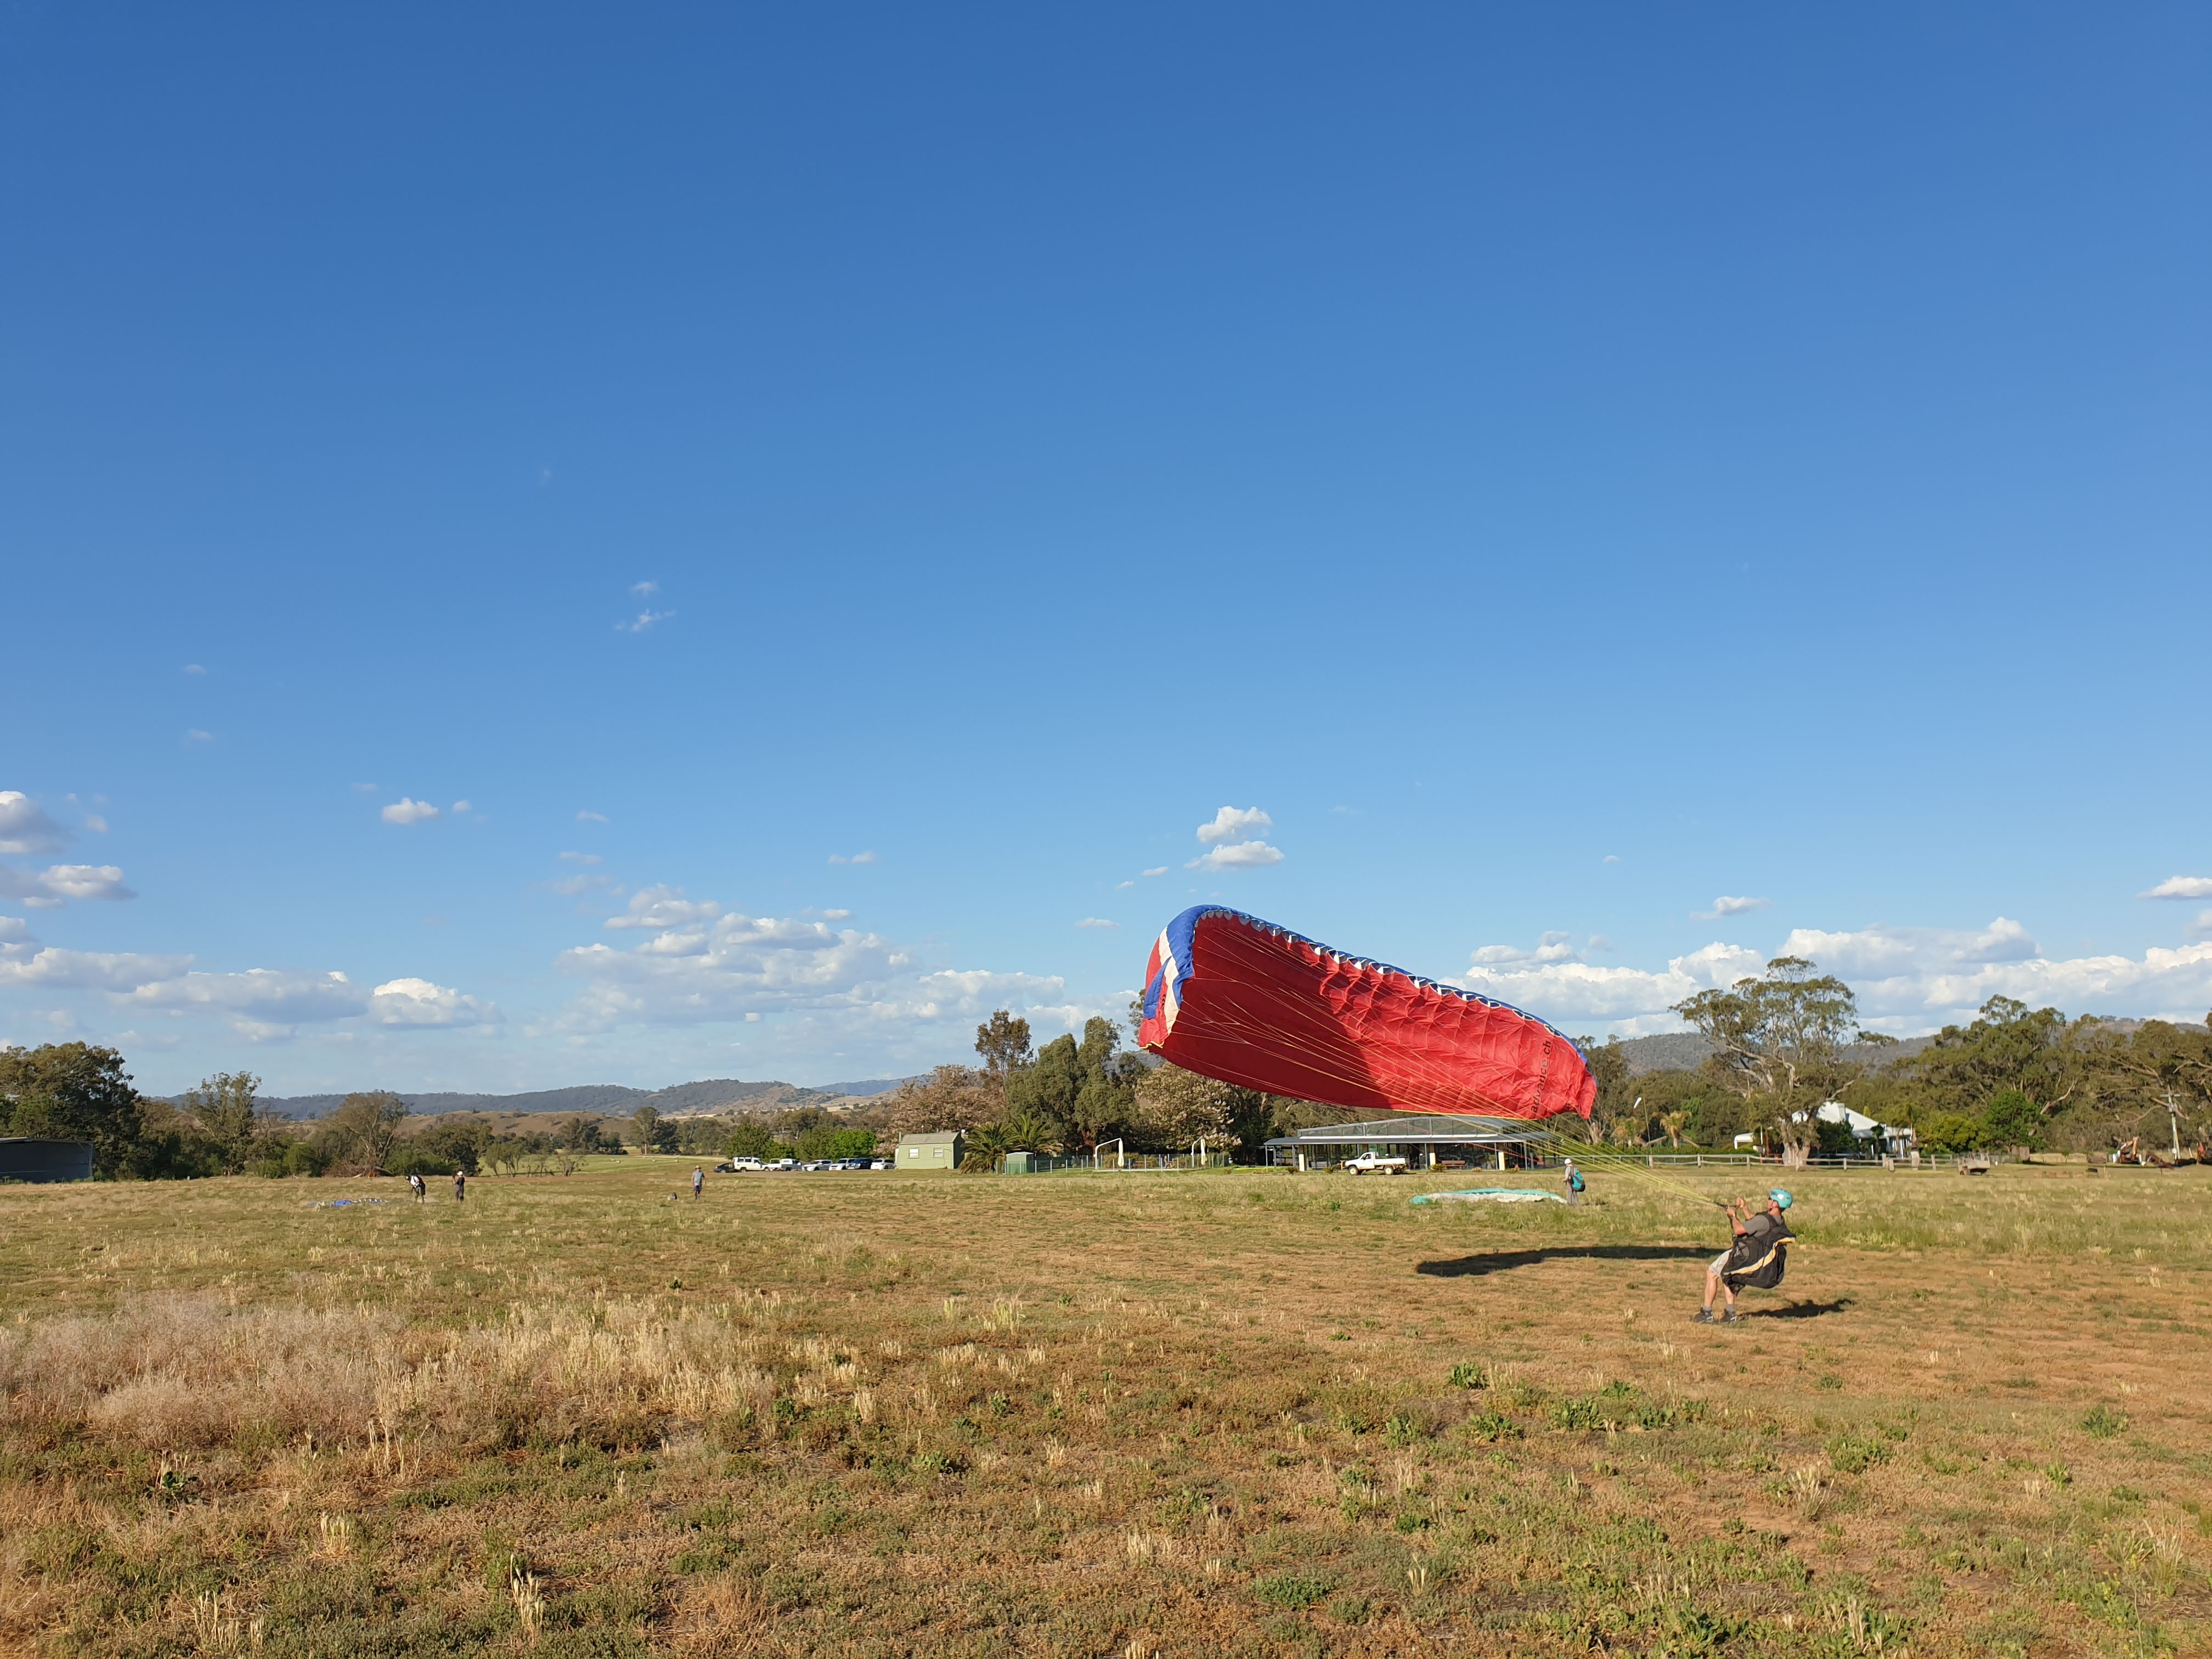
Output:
[
  {"xmin": 452, "ymin": 1170, "xmax": 466, "ymax": 1203},
  {"xmin": 408, "ymin": 1172, "xmax": 426, "ymax": 1203},
  {"xmin": 1562, "ymin": 1158, "xmax": 1584, "ymax": 1205},
  {"xmin": 691, "ymin": 1166, "xmax": 704, "ymax": 1200},
  {"xmin": 1694, "ymin": 1188, "xmax": 1793, "ymax": 1323}
]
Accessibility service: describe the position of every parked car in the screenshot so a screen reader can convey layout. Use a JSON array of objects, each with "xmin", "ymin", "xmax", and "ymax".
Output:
[
  {"xmin": 871, "ymin": 1158, "xmax": 896, "ymax": 1170},
  {"xmin": 1343, "ymin": 1150, "xmax": 1410, "ymax": 1175},
  {"xmin": 721, "ymin": 1156, "xmax": 765, "ymax": 1172}
]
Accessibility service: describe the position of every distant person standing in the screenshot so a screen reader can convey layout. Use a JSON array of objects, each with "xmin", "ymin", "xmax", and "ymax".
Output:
[
  {"xmin": 452, "ymin": 1170, "xmax": 466, "ymax": 1203},
  {"xmin": 691, "ymin": 1166, "xmax": 704, "ymax": 1200},
  {"xmin": 408, "ymin": 1172, "xmax": 426, "ymax": 1203},
  {"xmin": 1562, "ymin": 1158, "xmax": 1585, "ymax": 1206}
]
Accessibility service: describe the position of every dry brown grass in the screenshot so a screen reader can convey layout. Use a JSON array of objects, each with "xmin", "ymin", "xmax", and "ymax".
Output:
[{"xmin": 0, "ymin": 1159, "xmax": 2207, "ymax": 1657}]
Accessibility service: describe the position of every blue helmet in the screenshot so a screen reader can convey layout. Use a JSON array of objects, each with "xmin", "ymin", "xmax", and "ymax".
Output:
[{"xmin": 1769, "ymin": 1187, "xmax": 1793, "ymax": 1210}]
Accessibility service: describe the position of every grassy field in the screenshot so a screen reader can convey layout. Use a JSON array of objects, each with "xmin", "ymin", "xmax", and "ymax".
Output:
[{"xmin": 2, "ymin": 1159, "xmax": 2208, "ymax": 1658}]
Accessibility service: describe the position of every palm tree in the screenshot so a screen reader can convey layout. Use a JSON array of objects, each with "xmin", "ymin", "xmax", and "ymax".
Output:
[
  {"xmin": 995, "ymin": 1109, "xmax": 1064, "ymax": 1156},
  {"xmin": 1658, "ymin": 1110, "xmax": 1689, "ymax": 1149}
]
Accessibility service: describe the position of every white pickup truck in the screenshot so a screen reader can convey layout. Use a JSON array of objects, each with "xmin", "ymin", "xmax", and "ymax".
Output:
[{"xmin": 1342, "ymin": 1151, "xmax": 1410, "ymax": 1175}]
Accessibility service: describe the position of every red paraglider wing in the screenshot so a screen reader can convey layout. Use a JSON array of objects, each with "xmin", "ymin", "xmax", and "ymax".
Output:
[{"xmin": 1138, "ymin": 907, "xmax": 1594, "ymax": 1120}]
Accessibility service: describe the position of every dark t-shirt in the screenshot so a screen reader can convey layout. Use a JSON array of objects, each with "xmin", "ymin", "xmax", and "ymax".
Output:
[
  {"xmin": 1739, "ymin": 1211, "xmax": 1785, "ymax": 1248},
  {"xmin": 1724, "ymin": 1210, "xmax": 1791, "ymax": 1284}
]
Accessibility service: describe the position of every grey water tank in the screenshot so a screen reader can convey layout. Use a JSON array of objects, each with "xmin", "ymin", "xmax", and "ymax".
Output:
[{"xmin": 0, "ymin": 1138, "xmax": 96, "ymax": 1182}]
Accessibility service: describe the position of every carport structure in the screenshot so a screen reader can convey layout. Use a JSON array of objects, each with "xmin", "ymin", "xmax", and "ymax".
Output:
[{"xmin": 1263, "ymin": 1115, "xmax": 1551, "ymax": 1172}]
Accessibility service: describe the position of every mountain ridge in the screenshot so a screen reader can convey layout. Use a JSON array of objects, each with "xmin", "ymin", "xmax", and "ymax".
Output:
[{"xmin": 209, "ymin": 1075, "xmax": 915, "ymax": 1121}]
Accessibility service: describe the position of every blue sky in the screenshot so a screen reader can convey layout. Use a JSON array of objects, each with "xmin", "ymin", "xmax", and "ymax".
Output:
[{"xmin": 4, "ymin": 4, "xmax": 2208, "ymax": 1096}]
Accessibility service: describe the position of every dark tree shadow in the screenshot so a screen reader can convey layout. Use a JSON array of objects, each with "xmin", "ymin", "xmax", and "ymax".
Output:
[
  {"xmin": 1746, "ymin": 1296, "xmax": 1855, "ymax": 1319},
  {"xmin": 1416, "ymin": 1245, "xmax": 1716, "ymax": 1279}
]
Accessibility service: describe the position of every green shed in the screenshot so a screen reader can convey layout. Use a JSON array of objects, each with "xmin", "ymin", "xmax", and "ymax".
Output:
[{"xmin": 896, "ymin": 1131, "xmax": 964, "ymax": 1172}]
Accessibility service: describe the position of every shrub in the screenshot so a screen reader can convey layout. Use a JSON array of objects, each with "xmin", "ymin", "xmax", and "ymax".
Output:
[
  {"xmin": 2080, "ymin": 1404, "xmax": 2129, "ymax": 1440},
  {"xmin": 1827, "ymin": 1434, "xmax": 1890, "ymax": 1474},
  {"xmin": 1447, "ymin": 1362, "xmax": 1486, "ymax": 1390},
  {"xmin": 1255, "ymin": 1572, "xmax": 1332, "ymax": 1610},
  {"xmin": 1382, "ymin": 1413, "xmax": 1424, "ymax": 1447},
  {"xmin": 1550, "ymin": 1397, "xmax": 1606, "ymax": 1431}
]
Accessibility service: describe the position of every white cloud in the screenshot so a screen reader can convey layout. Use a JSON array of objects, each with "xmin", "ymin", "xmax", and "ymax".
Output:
[
  {"xmin": 1774, "ymin": 919, "xmax": 2212, "ymax": 1026},
  {"xmin": 1602, "ymin": 855, "xmax": 1620, "ymax": 865},
  {"xmin": 82, "ymin": 814, "xmax": 108, "ymax": 834},
  {"xmin": 0, "ymin": 926, "xmax": 191, "ymax": 990},
  {"xmin": 381, "ymin": 798, "xmax": 441, "ymax": 825},
  {"xmin": 0, "ymin": 793, "xmax": 70, "ymax": 855},
  {"xmin": 369, "ymin": 977, "xmax": 500, "ymax": 1028},
  {"xmin": 1188, "ymin": 840, "xmax": 1284, "ymax": 871},
  {"xmin": 548, "ymin": 873, "xmax": 619, "ymax": 896},
  {"xmin": 37, "ymin": 865, "xmax": 133, "ymax": 902},
  {"xmin": 551, "ymin": 904, "xmax": 1069, "ymax": 1039},
  {"xmin": 577, "ymin": 810, "xmax": 610, "ymax": 823},
  {"xmin": 2141, "ymin": 876, "xmax": 2212, "ymax": 901},
  {"xmin": 821, "ymin": 909, "xmax": 852, "ymax": 921},
  {"xmin": 2193, "ymin": 910, "xmax": 2212, "ymax": 941},
  {"xmin": 0, "ymin": 913, "xmax": 500, "ymax": 1042},
  {"xmin": 617, "ymin": 609, "xmax": 674, "ymax": 633},
  {"xmin": 185, "ymin": 730, "xmax": 213, "ymax": 743},
  {"xmin": 452, "ymin": 800, "xmax": 472, "ymax": 814},
  {"xmin": 1456, "ymin": 915, "xmax": 2212, "ymax": 1039},
  {"xmin": 352, "ymin": 783, "xmax": 378, "ymax": 793},
  {"xmin": 0, "ymin": 863, "xmax": 134, "ymax": 907},
  {"xmin": 112, "ymin": 963, "xmax": 500, "ymax": 1040},
  {"xmin": 1115, "ymin": 881, "xmax": 1135, "ymax": 890},
  {"xmin": 1197, "ymin": 806, "xmax": 1273, "ymax": 845},
  {"xmin": 183, "ymin": 663, "xmax": 206, "ymax": 675},
  {"xmin": 631, "ymin": 580, "xmax": 660, "ymax": 597},
  {"xmin": 559, "ymin": 851, "xmax": 602, "ymax": 865},
  {"xmin": 605, "ymin": 885, "xmax": 723, "ymax": 930},
  {"xmin": 1471, "ymin": 930, "xmax": 1582, "ymax": 966},
  {"xmin": 1452, "ymin": 941, "xmax": 1768, "ymax": 1023},
  {"xmin": 828, "ymin": 851, "xmax": 879, "ymax": 865},
  {"xmin": 1779, "ymin": 918, "xmax": 2040, "ymax": 977},
  {"xmin": 122, "ymin": 967, "xmax": 368, "ymax": 1029},
  {"xmin": 1142, "ymin": 866, "xmax": 1168, "ymax": 878},
  {"xmin": 1696, "ymin": 895, "xmax": 1771, "ymax": 919},
  {"xmin": 1075, "ymin": 917, "xmax": 1119, "ymax": 929}
]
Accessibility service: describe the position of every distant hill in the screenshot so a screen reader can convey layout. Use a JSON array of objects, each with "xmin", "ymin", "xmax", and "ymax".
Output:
[
  {"xmin": 223, "ymin": 1019, "xmax": 2204, "ymax": 1121},
  {"xmin": 1611, "ymin": 1031, "xmax": 1936, "ymax": 1076},
  {"xmin": 221, "ymin": 1077, "xmax": 879, "ymax": 1122},
  {"xmin": 1604, "ymin": 1017, "xmax": 2204, "ymax": 1079}
]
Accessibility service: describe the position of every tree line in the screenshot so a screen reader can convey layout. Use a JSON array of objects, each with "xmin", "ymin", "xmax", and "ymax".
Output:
[
  {"xmin": 0, "ymin": 1048, "xmax": 870, "ymax": 1180},
  {"xmin": 14, "ymin": 962, "xmax": 2199, "ymax": 1182},
  {"xmin": 1579, "ymin": 957, "xmax": 2211, "ymax": 1162},
  {"xmin": 878, "ymin": 1009, "xmax": 1347, "ymax": 1169}
]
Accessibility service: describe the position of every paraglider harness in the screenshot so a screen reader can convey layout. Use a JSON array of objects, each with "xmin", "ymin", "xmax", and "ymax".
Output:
[{"xmin": 1720, "ymin": 1216, "xmax": 1793, "ymax": 1292}]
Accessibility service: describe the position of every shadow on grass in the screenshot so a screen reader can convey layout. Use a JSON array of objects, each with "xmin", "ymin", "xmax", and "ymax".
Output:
[
  {"xmin": 1415, "ymin": 1245, "xmax": 1715, "ymax": 1279},
  {"xmin": 1746, "ymin": 1296, "xmax": 1855, "ymax": 1319}
]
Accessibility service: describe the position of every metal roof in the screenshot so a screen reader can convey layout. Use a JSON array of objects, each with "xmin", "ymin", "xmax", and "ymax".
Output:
[
  {"xmin": 1263, "ymin": 1115, "xmax": 1548, "ymax": 1148},
  {"xmin": 897, "ymin": 1130, "xmax": 964, "ymax": 1145}
]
